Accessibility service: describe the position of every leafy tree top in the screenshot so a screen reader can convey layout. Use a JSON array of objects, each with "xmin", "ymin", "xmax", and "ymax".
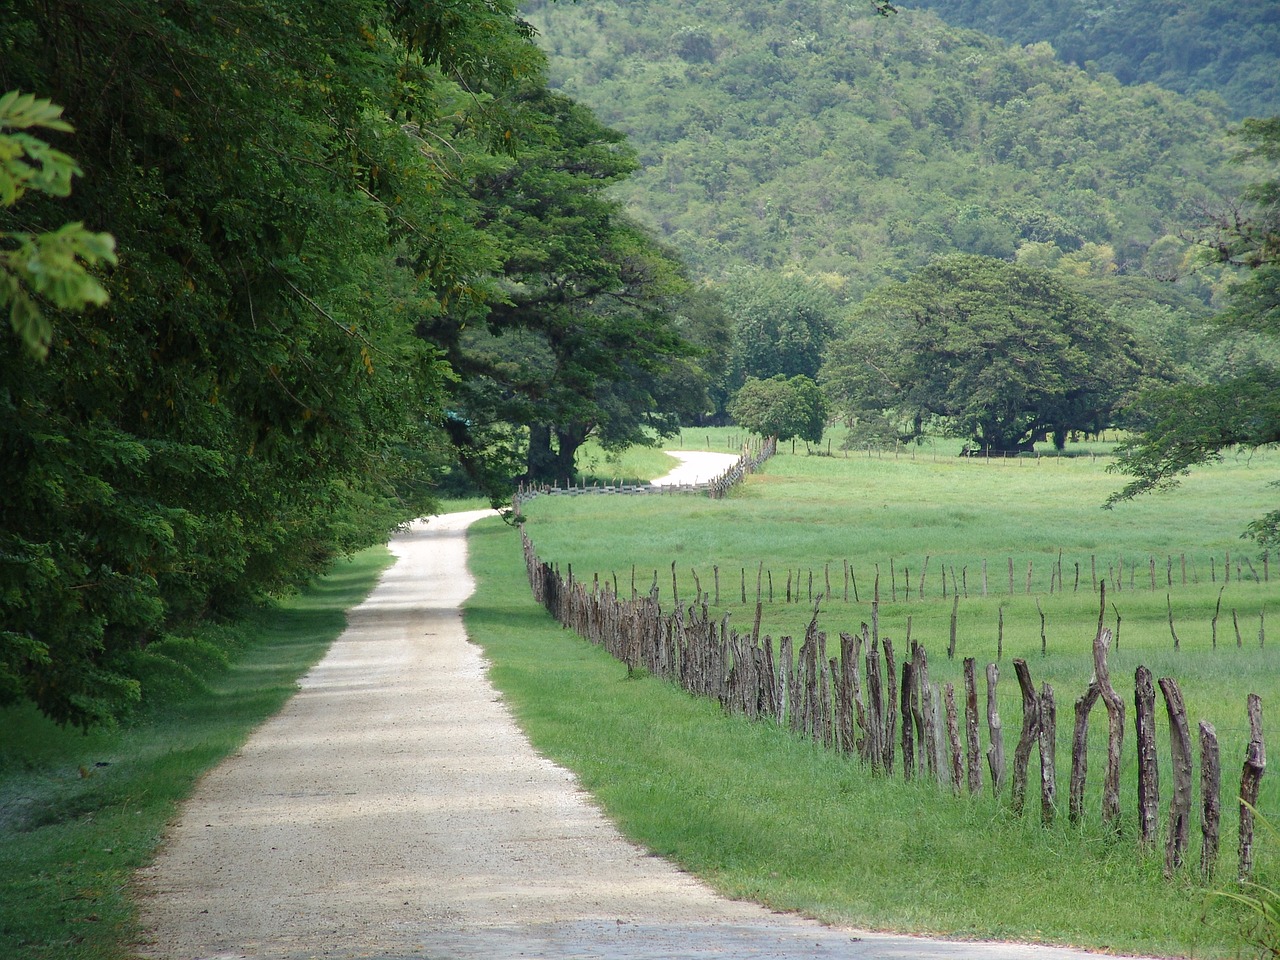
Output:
[{"xmin": 822, "ymin": 254, "xmax": 1145, "ymax": 452}]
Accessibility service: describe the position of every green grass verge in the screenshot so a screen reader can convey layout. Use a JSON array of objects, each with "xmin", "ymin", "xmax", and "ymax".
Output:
[
  {"xmin": 465, "ymin": 516, "xmax": 1250, "ymax": 956},
  {"xmin": 0, "ymin": 547, "xmax": 393, "ymax": 960}
]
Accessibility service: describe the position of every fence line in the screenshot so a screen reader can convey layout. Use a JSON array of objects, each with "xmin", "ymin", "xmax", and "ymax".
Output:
[{"xmin": 520, "ymin": 529, "xmax": 1266, "ymax": 882}]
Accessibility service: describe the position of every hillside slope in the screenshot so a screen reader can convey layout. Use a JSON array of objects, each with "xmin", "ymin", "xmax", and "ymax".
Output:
[
  {"xmin": 525, "ymin": 0, "xmax": 1245, "ymax": 295},
  {"xmin": 904, "ymin": 0, "xmax": 1280, "ymax": 122}
]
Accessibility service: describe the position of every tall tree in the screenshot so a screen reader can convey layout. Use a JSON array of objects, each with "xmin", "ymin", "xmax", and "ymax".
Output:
[
  {"xmin": 425, "ymin": 87, "xmax": 704, "ymax": 485},
  {"xmin": 1111, "ymin": 118, "xmax": 1280, "ymax": 546},
  {"xmin": 729, "ymin": 374, "xmax": 827, "ymax": 443},
  {"xmin": 822, "ymin": 255, "xmax": 1146, "ymax": 452}
]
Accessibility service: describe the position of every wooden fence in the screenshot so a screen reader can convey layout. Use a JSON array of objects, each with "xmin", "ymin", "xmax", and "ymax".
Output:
[
  {"xmin": 521, "ymin": 529, "xmax": 1267, "ymax": 882},
  {"xmin": 658, "ymin": 551, "xmax": 1269, "ymax": 607}
]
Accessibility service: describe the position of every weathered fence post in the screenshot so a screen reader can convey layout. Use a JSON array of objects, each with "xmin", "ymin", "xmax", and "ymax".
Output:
[
  {"xmin": 1011, "ymin": 658, "xmax": 1039, "ymax": 817},
  {"xmin": 986, "ymin": 663, "xmax": 1005, "ymax": 796},
  {"xmin": 1040, "ymin": 682, "xmax": 1057, "ymax": 826},
  {"xmin": 900, "ymin": 657, "xmax": 915, "ymax": 781},
  {"xmin": 1135, "ymin": 666, "xmax": 1160, "ymax": 851},
  {"xmin": 882, "ymin": 637, "xmax": 898, "ymax": 774},
  {"xmin": 1069, "ymin": 681, "xmax": 1100, "ymax": 824},
  {"xmin": 1159, "ymin": 676, "xmax": 1192, "ymax": 876},
  {"xmin": 1240, "ymin": 693, "xmax": 1266, "ymax": 881},
  {"xmin": 1093, "ymin": 624, "xmax": 1125, "ymax": 831},
  {"xmin": 1200, "ymin": 720, "xmax": 1221, "ymax": 881},
  {"xmin": 964, "ymin": 658, "xmax": 982, "ymax": 795},
  {"xmin": 917, "ymin": 645, "xmax": 938, "ymax": 783},
  {"xmin": 944, "ymin": 682, "xmax": 964, "ymax": 798}
]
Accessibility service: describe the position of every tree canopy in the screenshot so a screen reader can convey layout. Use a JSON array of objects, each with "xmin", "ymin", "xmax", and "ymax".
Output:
[
  {"xmin": 728, "ymin": 374, "xmax": 827, "ymax": 444},
  {"xmin": 821, "ymin": 255, "xmax": 1147, "ymax": 452},
  {"xmin": 907, "ymin": 0, "xmax": 1280, "ymax": 122}
]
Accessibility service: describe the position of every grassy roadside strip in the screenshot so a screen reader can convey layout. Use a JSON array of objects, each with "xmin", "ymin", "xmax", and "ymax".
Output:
[
  {"xmin": 464, "ymin": 514, "xmax": 1250, "ymax": 959},
  {"xmin": 0, "ymin": 547, "xmax": 394, "ymax": 960}
]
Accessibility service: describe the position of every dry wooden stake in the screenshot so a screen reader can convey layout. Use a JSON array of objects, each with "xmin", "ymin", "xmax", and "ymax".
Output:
[
  {"xmin": 1011, "ymin": 658, "xmax": 1039, "ymax": 817},
  {"xmin": 964, "ymin": 658, "xmax": 982, "ymax": 795},
  {"xmin": 1200, "ymin": 721, "xmax": 1221, "ymax": 881},
  {"xmin": 944, "ymin": 682, "xmax": 964, "ymax": 798},
  {"xmin": 1135, "ymin": 665, "xmax": 1160, "ymax": 849},
  {"xmin": 986, "ymin": 663, "xmax": 1006, "ymax": 796},
  {"xmin": 1039, "ymin": 681, "xmax": 1057, "ymax": 826},
  {"xmin": 1160, "ymin": 676, "xmax": 1192, "ymax": 876},
  {"xmin": 1239, "ymin": 693, "xmax": 1265, "ymax": 881}
]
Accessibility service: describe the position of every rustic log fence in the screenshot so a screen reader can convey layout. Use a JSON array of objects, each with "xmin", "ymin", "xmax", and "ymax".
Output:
[{"xmin": 521, "ymin": 531, "xmax": 1268, "ymax": 881}]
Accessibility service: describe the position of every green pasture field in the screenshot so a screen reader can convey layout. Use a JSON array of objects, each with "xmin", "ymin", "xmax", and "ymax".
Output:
[
  {"xmin": 0, "ymin": 548, "xmax": 393, "ymax": 960},
  {"xmin": 488, "ymin": 431, "xmax": 1280, "ymax": 956}
]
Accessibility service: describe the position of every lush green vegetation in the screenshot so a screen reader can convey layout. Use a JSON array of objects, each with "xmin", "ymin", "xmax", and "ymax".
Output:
[
  {"xmin": 0, "ymin": 547, "xmax": 391, "ymax": 960},
  {"xmin": 467, "ymin": 439, "xmax": 1280, "ymax": 954},
  {"xmin": 906, "ymin": 0, "xmax": 1280, "ymax": 121},
  {"xmin": 525, "ymin": 0, "xmax": 1246, "ymax": 297},
  {"xmin": 822, "ymin": 254, "xmax": 1148, "ymax": 451},
  {"xmin": 1112, "ymin": 117, "xmax": 1280, "ymax": 550},
  {"xmin": 0, "ymin": 1, "xmax": 725, "ymax": 727}
]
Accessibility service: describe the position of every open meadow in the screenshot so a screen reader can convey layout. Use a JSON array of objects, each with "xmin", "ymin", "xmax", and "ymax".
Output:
[{"xmin": 466, "ymin": 431, "xmax": 1280, "ymax": 957}]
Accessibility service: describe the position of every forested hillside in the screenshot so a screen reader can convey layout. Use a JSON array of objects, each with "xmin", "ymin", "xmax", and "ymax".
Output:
[
  {"xmin": 524, "ymin": 0, "xmax": 1245, "ymax": 296},
  {"xmin": 905, "ymin": 0, "xmax": 1280, "ymax": 122}
]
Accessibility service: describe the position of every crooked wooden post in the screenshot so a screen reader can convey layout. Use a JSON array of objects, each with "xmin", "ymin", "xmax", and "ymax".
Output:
[
  {"xmin": 1011, "ymin": 658, "xmax": 1039, "ymax": 817},
  {"xmin": 1093, "ymin": 624, "xmax": 1125, "ymax": 831},
  {"xmin": 964, "ymin": 657, "xmax": 982, "ymax": 795},
  {"xmin": 1160, "ymin": 676, "xmax": 1193, "ymax": 876},
  {"xmin": 1135, "ymin": 666, "xmax": 1161, "ymax": 851},
  {"xmin": 986, "ymin": 662, "xmax": 1006, "ymax": 796},
  {"xmin": 1240, "ymin": 694, "xmax": 1266, "ymax": 881},
  {"xmin": 1200, "ymin": 721, "xmax": 1221, "ymax": 881},
  {"xmin": 1040, "ymin": 681, "xmax": 1057, "ymax": 826}
]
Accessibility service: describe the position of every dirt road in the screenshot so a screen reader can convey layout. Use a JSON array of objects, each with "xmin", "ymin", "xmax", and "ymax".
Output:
[{"xmin": 136, "ymin": 455, "xmax": 1140, "ymax": 959}]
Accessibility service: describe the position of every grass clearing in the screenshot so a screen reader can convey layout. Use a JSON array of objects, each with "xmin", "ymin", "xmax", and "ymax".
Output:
[
  {"xmin": 0, "ymin": 547, "xmax": 392, "ymax": 960},
  {"xmin": 467, "ymin": 514, "xmax": 1251, "ymax": 957},
  {"xmin": 476, "ymin": 437, "xmax": 1280, "ymax": 957}
]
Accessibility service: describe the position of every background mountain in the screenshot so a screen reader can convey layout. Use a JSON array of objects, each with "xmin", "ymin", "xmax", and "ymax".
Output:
[
  {"xmin": 904, "ymin": 0, "xmax": 1280, "ymax": 122},
  {"xmin": 522, "ymin": 0, "xmax": 1249, "ymax": 299}
]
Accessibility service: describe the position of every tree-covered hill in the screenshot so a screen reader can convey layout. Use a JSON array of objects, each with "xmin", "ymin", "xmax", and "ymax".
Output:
[
  {"xmin": 904, "ymin": 0, "xmax": 1280, "ymax": 122},
  {"xmin": 524, "ymin": 0, "xmax": 1247, "ymax": 297}
]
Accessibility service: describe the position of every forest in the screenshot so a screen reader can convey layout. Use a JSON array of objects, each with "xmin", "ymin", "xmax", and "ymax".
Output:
[{"xmin": 1, "ymin": 0, "xmax": 1278, "ymax": 727}]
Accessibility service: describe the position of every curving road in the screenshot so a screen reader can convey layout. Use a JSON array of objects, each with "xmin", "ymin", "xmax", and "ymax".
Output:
[{"xmin": 136, "ymin": 454, "xmax": 1152, "ymax": 959}]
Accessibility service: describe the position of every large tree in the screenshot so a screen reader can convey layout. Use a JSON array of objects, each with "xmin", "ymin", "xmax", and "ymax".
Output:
[
  {"xmin": 424, "ymin": 87, "xmax": 707, "ymax": 485},
  {"xmin": 1110, "ymin": 118, "xmax": 1280, "ymax": 546},
  {"xmin": 821, "ymin": 254, "xmax": 1146, "ymax": 453}
]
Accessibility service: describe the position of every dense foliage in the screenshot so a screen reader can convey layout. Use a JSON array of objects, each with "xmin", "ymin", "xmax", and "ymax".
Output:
[
  {"xmin": 525, "ymin": 0, "xmax": 1243, "ymax": 297},
  {"xmin": 821, "ymin": 255, "xmax": 1146, "ymax": 452},
  {"xmin": 1111, "ymin": 119, "xmax": 1280, "ymax": 546},
  {"xmin": 906, "ymin": 0, "xmax": 1280, "ymax": 122},
  {"xmin": 0, "ymin": 1, "xmax": 702, "ymax": 726}
]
